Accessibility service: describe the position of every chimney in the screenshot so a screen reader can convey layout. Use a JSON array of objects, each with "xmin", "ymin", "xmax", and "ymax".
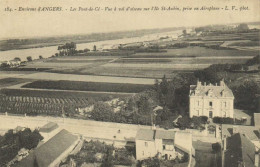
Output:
[
  {"xmin": 197, "ymin": 79, "xmax": 201, "ymax": 87},
  {"xmin": 220, "ymin": 79, "xmax": 225, "ymax": 87},
  {"xmin": 255, "ymin": 151, "xmax": 259, "ymax": 167},
  {"xmin": 215, "ymin": 83, "xmax": 218, "ymax": 86},
  {"xmin": 204, "ymin": 82, "xmax": 206, "ymax": 86}
]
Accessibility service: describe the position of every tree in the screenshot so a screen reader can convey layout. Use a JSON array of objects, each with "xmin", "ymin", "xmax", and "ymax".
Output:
[
  {"xmin": 91, "ymin": 102, "xmax": 114, "ymax": 121},
  {"xmin": 237, "ymin": 23, "xmax": 249, "ymax": 31},
  {"xmin": 13, "ymin": 57, "xmax": 21, "ymax": 61},
  {"xmin": 26, "ymin": 56, "xmax": 32, "ymax": 62},
  {"xmin": 39, "ymin": 55, "xmax": 43, "ymax": 59},
  {"xmin": 101, "ymin": 147, "xmax": 114, "ymax": 167},
  {"xmin": 183, "ymin": 29, "xmax": 187, "ymax": 35},
  {"xmin": 137, "ymin": 95, "xmax": 153, "ymax": 115},
  {"xmin": 57, "ymin": 42, "xmax": 77, "ymax": 56},
  {"xmin": 177, "ymin": 116, "xmax": 191, "ymax": 129},
  {"xmin": 84, "ymin": 48, "xmax": 90, "ymax": 52},
  {"xmin": 93, "ymin": 45, "xmax": 97, "ymax": 51}
]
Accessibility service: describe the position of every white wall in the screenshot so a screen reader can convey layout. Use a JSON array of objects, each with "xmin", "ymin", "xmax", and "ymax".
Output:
[{"xmin": 136, "ymin": 139, "xmax": 157, "ymax": 160}]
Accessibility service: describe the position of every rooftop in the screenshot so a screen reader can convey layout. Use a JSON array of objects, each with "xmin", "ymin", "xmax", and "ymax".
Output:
[
  {"xmin": 15, "ymin": 129, "xmax": 78, "ymax": 167},
  {"xmin": 222, "ymin": 124, "xmax": 260, "ymax": 141},
  {"xmin": 224, "ymin": 133, "xmax": 256, "ymax": 167},
  {"xmin": 135, "ymin": 129, "xmax": 155, "ymax": 141},
  {"xmin": 136, "ymin": 128, "xmax": 176, "ymax": 141},
  {"xmin": 190, "ymin": 80, "xmax": 234, "ymax": 98},
  {"xmin": 39, "ymin": 122, "xmax": 58, "ymax": 133}
]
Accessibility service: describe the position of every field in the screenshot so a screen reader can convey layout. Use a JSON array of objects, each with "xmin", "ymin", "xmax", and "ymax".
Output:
[
  {"xmin": 131, "ymin": 47, "xmax": 258, "ymax": 58},
  {"xmin": 0, "ymin": 88, "xmax": 132, "ymax": 116},
  {"xmin": 15, "ymin": 46, "xmax": 257, "ymax": 79},
  {"xmin": 0, "ymin": 78, "xmax": 33, "ymax": 88},
  {"xmin": 13, "ymin": 72, "xmax": 155, "ymax": 85},
  {"xmin": 22, "ymin": 80, "xmax": 153, "ymax": 93}
]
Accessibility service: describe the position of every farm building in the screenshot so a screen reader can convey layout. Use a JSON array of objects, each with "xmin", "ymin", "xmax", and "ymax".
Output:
[
  {"xmin": 189, "ymin": 79, "xmax": 234, "ymax": 118},
  {"xmin": 14, "ymin": 129, "xmax": 80, "ymax": 167}
]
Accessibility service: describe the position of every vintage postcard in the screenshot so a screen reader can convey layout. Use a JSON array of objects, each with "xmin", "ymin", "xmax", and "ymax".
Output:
[{"xmin": 0, "ymin": 0, "xmax": 259, "ymax": 166}]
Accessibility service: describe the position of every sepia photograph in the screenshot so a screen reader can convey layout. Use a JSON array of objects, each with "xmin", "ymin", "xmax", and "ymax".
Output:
[{"xmin": 0, "ymin": 0, "xmax": 259, "ymax": 166}]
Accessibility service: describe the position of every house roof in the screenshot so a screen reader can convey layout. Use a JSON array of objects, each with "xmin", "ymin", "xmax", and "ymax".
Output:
[
  {"xmin": 15, "ymin": 129, "xmax": 78, "ymax": 167},
  {"xmin": 136, "ymin": 129, "xmax": 176, "ymax": 141},
  {"xmin": 155, "ymin": 130, "xmax": 175, "ymax": 140},
  {"xmin": 222, "ymin": 124, "xmax": 260, "ymax": 141},
  {"xmin": 189, "ymin": 81, "xmax": 233, "ymax": 98},
  {"xmin": 254, "ymin": 113, "xmax": 260, "ymax": 127},
  {"xmin": 224, "ymin": 133, "xmax": 256, "ymax": 167},
  {"xmin": 39, "ymin": 122, "xmax": 58, "ymax": 133},
  {"xmin": 136, "ymin": 129, "xmax": 155, "ymax": 141}
]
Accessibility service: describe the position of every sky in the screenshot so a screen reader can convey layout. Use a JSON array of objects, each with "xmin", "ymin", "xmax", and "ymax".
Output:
[{"xmin": 0, "ymin": 0, "xmax": 259, "ymax": 39}]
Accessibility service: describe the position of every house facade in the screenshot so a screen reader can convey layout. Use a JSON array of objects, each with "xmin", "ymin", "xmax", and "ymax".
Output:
[
  {"xmin": 135, "ymin": 128, "xmax": 193, "ymax": 161},
  {"xmin": 189, "ymin": 79, "xmax": 234, "ymax": 118}
]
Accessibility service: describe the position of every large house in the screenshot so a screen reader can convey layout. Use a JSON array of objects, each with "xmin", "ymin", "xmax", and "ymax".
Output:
[
  {"xmin": 135, "ymin": 128, "xmax": 194, "ymax": 161},
  {"xmin": 189, "ymin": 79, "xmax": 234, "ymax": 118}
]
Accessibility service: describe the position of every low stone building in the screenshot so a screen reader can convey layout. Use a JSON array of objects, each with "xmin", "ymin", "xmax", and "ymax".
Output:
[{"xmin": 135, "ymin": 128, "xmax": 194, "ymax": 161}]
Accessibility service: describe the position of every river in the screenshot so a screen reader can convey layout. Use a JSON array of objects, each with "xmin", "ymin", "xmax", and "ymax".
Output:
[{"xmin": 0, "ymin": 30, "xmax": 182, "ymax": 62}]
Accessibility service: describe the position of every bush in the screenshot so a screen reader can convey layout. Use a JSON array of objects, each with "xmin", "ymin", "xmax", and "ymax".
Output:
[
  {"xmin": 26, "ymin": 56, "xmax": 32, "ymax": 62},
  {"xmin": 200, "ymin": 116, "xmax": 208, "ymax": 124},
  {"xmin": 213, "ymin": 117, "xmax": 234, "ymax": 124}
]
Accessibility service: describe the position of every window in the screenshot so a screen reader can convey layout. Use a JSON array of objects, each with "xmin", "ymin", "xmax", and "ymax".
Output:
[
  {"xmin": 209, "ymin": 101, "xmax": 213, "ymax": 107},
  {"xmin": 163, "ymin": 145, "xmax": 166, "ymax": 150},
  {"xmin": 145, "ymin": 142, "xmax": 148, "ymax": 147},
  {"xmin": 197, "ymin": 101, "xmax": 200, "ymax": 106},
  {"xmin": 224, "ymin": 102, "xmax": 227, "ymax": 107}
]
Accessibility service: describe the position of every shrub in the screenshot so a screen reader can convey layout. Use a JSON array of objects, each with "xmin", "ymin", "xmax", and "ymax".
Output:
[
  {"xmin": 213, "ymin": 117, "xmax": 234, "ymax": 124},
  {"xmin": 26, "ymin": 56, "xmax": 32, "ymax": 62}
]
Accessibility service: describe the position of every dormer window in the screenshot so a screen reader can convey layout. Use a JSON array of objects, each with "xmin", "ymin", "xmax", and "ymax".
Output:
[
  {"xmin": 221, "ymin": 90, "xmax": 226, "ymax": 97},
  {"xmin": 207, "ymin": 89, "xmax": 213, "ymax": 96}
]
